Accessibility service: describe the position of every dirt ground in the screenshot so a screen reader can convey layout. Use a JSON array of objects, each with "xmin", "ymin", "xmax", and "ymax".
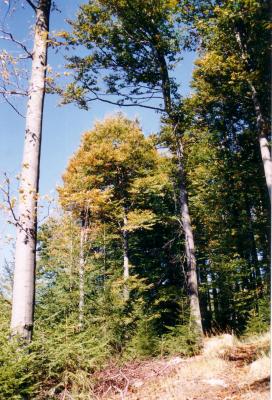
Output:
[{"xmin": 93, "ymin": 334, "xmax": 270, "ymax": 400}]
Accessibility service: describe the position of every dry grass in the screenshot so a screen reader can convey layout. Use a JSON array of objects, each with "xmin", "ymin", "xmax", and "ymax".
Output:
[
  {"xmin": 55, "ymin": 332, "xmax": 270, "ymax": 400},
  {"xmin": 100, "ymin": 332, "xmax": 270, "ymax": 400},
  {"xmin": 203, "ymin": 333, "xmax": 237, "ymax": 356},
  {"xmin": 124, "ymin": 356, "xmax": 234, "ymax": 400},
  {"xmin": 247, "ymin": 355, "xmax": 270, "ymax": 382}
]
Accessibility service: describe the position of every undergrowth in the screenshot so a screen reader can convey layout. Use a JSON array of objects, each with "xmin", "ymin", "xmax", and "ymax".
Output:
[{"xmin": 0, "ymin": 293, "xmax": 269, "ymax": 399}]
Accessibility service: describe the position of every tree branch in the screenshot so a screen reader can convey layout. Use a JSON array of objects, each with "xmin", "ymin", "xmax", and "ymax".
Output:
[
  {"xmin": 25, "ymin": 0, "xmax": 37, "ymax": 12},
  {"xmin": 0, "ymin": 89, "xmax": 27, "ymax": 96},
  {"xmin": 1, "ymin": 93, "xmax": 25, "ymax": 118},
  {"xmin": 0, "ymin": 174, "xmax": 20, "ymax": 228},
  {"xmin": 85, "ymin": 90, "xmax": 165, "ymax": 112},
  {"xmin": 0, "ymin": 29, "xmax": 33, "ymax": 58}
]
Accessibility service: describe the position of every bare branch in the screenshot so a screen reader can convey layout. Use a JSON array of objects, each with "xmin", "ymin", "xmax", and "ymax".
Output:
[
  {"xmin": 38, "ymin": 197, "xmax": 53, "ymax": 225},
  {"xmin": 0, "ymin": 89, "xmax": 27, "ymax": 96},
  {"xmin": 25, "ymin": 0, "xmax": 37, "ymax": 12},
  {"xmin": 85, "ymin": 89, "xmax": 165, "ymax": 112},
  {"xmin": 0, "ymin": 29, "xmax": 33, "ymax": 58},
  {"xmin": 1, "ymin": 93, "xmax": 25, "ymax": 117},
  {"xmin": 0, "ymin": 173, "xmax": 20, "ymax": 228},
  {"xmin": 0, "ymin": 174, "xmax": 33, "ymax": 238}
]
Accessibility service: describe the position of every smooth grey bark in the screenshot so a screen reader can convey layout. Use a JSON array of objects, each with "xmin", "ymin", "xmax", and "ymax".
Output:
[
  {"xmin": 123, "ymin": 212, "xmax": 129, "ymax": 301},
  {"xmin": 154, "ymin": 43, "xmax": 203, "ymax": 336},
  {"xmin": 176, "ymin": 141, "xmax": 203, "ymax": 335},
  {"xmin": 10, "ymin": 0, "xmax": 51, "ymax": 341}
]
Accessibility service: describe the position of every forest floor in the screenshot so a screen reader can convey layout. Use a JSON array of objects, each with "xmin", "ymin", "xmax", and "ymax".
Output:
[{"xmin": 93, "ymin": 333, "xmax": 270, "ymax": 400}]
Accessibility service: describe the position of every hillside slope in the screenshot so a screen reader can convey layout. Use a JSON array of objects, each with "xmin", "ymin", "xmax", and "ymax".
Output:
[{"xmin": 92, "ymin": 333, "xmax": 270, "ymax": 400}]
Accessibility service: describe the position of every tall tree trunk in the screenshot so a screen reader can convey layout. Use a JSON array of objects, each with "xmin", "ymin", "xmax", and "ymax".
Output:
[
  {"xmin": 78, "ymin": 221, "xmax": 86, "ymax": 330},
  {"xmin": 154, "ymin": 45, "xmax": 203, "ymax": 336},
  {"xmin": 244, "ymin": 194, "xmax": 262, "ymax": 291},
  {"xmin": 199, "ymin": 267, "xmax": 211, "ymax": 332},
  {"xmin": 210, "ymin": 272, "xmax": 220, "ymax": 327},
  {"xmin": 177, "ymin": 141, "xmax": 203, "ymax": 336},
  {"xmin": 123, "ymin": 211, "xmax": 129, "ymax": 301},
  {"xmin": 102, "ymin": 223, "xmax": 106, "ymax": 290},
  {"xmin": 206, "ymin": 285, "xmax": 212, "ymax": 331},
  {"xmin": 181, "ymin": 201, "xmax": 203, "ymax": 335},
  {"xmin": 10, "ymin": 0, "xmax": 51, "ymax": 341}
]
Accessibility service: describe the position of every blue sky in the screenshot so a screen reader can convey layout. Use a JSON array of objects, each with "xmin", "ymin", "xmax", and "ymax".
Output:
[{"xmin": 0, "ymin": 1, "xmax": 196, "ymax": 264}]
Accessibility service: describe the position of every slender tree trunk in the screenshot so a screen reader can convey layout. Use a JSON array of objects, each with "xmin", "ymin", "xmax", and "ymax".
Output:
[
  {"xmin": 206, "ymin": 286, "xmax": 212, "ymax": 330},
  {"xmin": 181, "ymin": 198, "xmax": 203, "ymax": 334},
  {"xmin": 244, "ymin": 194, "xmax": 262, "ymax": 290},
  {"xmin": 199, "ymin": 268, "xmax": 211, "ymax": 332},
  {"xmin": 153, "ymin": 40, "xmax": 203, "ymax": 336},
  {"xmin": 10, "ymin": 0, "xmax": 51, "ymax": 341},
  {"xmin": 78, "ymin": 222, "xmax": 86, "ymax": 330},
  {"xmin": 177, "ymin": 143, "xmax": 203, "ymax": 336},
  {"xmin": 102, "ymin": 223, "xmax": 106, "ymax": 290},
  {"xmin": 123, "ymin": 211, "xmax": 129, "ymax": 301},
  {"xmin": 209, "ymin": 272, "xmax": 220, "ymax": 325}
]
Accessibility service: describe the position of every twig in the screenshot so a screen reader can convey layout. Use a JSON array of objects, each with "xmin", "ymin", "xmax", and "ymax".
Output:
[
  {"xmin": 0, "ymin": 29, "xmax": 33, "ymax": 58},
  {"xmin": 1, "ymin": 173, "xmax": 20, "ymax": 227},
  {"xmin": 38, "ymin": 198, "xmax": 53, "ymax": 225},
  {"xmin": 2, "ymin": 93, "xmax": 25, "ymax": 118},
  {"xmin": 0, "ymin": 89, "xmax": 27, "ymax": 96},
  {"xmin": 86, "ymin": 92, "xmax": 165, "ymax": 112},
  {"xmin": 85, "ymin": 86, "xmax": 165, "ymax": 112},
  {"xmin": 120, "ymin": 371, "xmax": 130, "ymax": 398}
]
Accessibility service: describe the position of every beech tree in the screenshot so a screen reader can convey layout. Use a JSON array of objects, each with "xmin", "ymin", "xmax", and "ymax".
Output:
[
  {"xmin": 59, "ymin": 115, "xmax": 164, "ymax": 304},
  {"xmin": 64, "ymin": 0, "xmax": 203, "ymax": 336},
  {"xmin": 9, "ymin": 0, "xmax": 52, "ymax": 341}
]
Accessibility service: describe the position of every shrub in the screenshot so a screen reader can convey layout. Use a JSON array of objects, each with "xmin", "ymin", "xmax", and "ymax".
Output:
[
  {"xmin": 0, "ymin": 299, "xmax": 38, "ymax": 399},
  {"xmin": 244, "ymin": 297, "xmax": 270, "ymax": 336},
  {"xmin": 159, "ymin": 323, "xmax": 201, "ymax": 357}
]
